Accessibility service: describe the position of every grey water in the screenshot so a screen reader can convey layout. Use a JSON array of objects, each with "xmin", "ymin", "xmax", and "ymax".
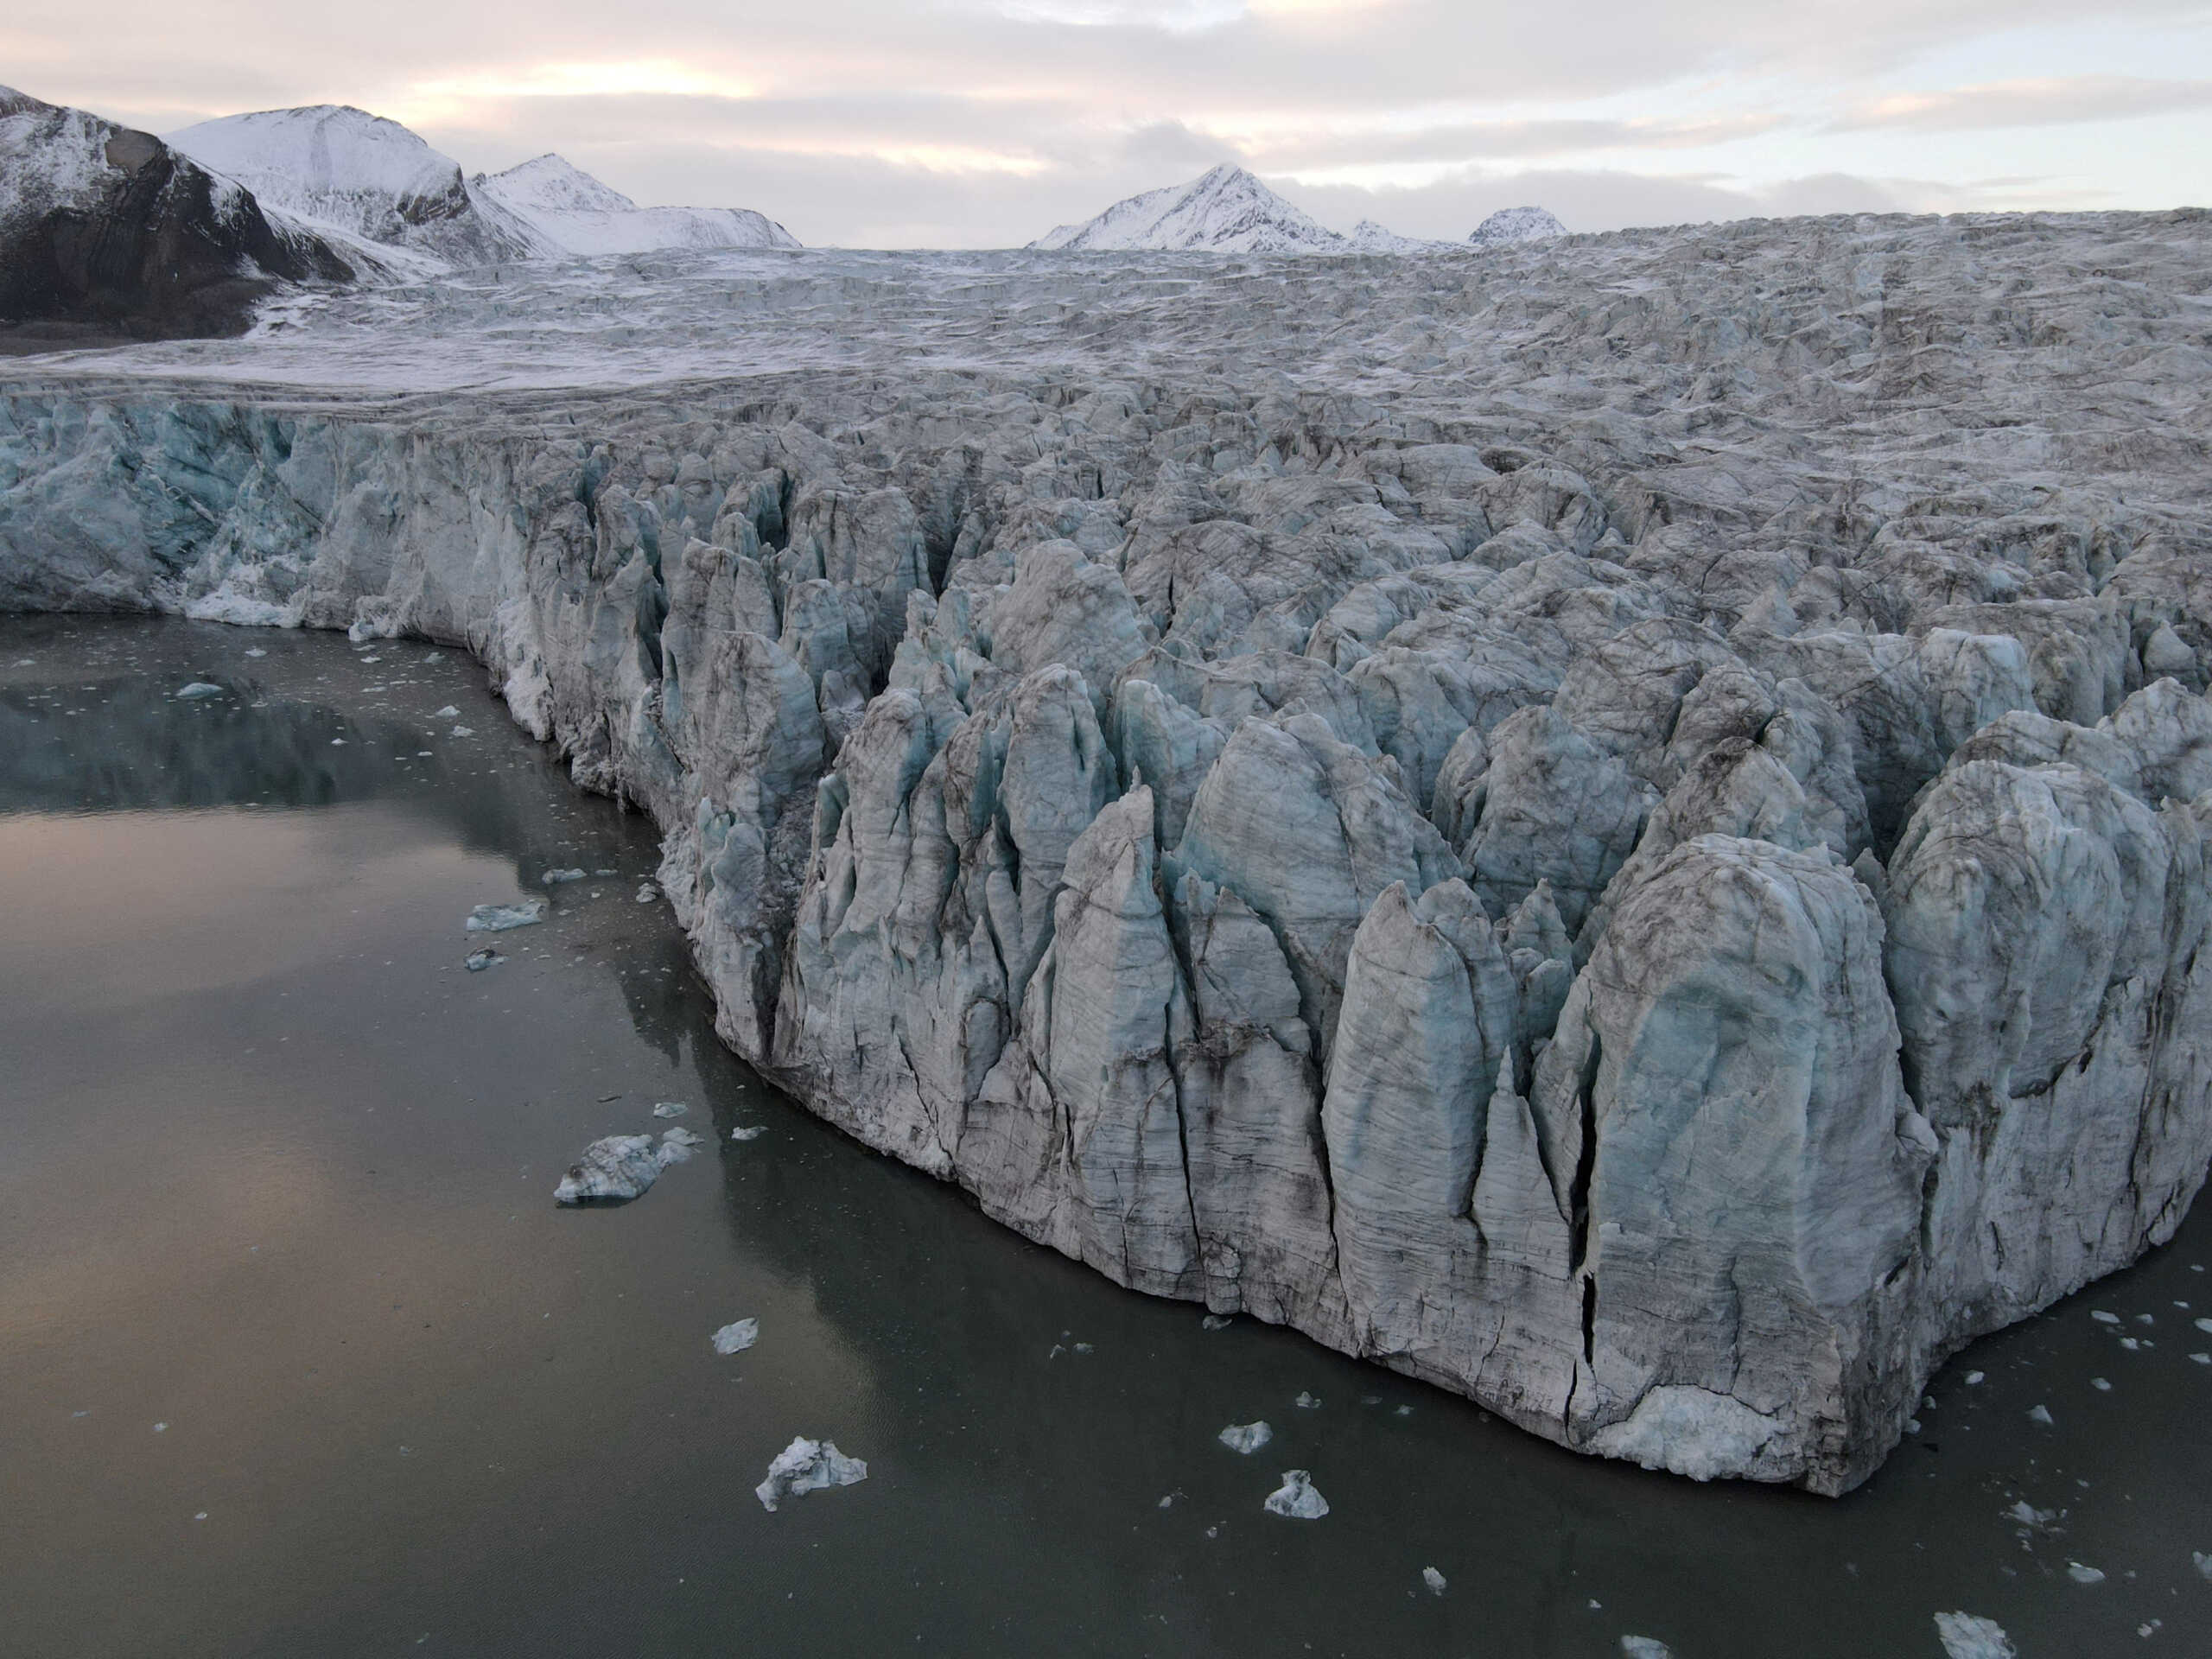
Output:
[{"xmin": 2, "ymin": 615, "xmax": 2207, "ymax": 1659}]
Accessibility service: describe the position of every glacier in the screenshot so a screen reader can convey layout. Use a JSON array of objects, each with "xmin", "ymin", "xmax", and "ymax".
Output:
[{"xmin": 3, "ymin": 208, "xmax": 2211, "ymax": 1494}]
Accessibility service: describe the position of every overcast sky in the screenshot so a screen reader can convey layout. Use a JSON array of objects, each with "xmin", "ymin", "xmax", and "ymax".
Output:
[{"xmin": 10, "ymin": 0, "xmax": 2212, "ymax": 245}]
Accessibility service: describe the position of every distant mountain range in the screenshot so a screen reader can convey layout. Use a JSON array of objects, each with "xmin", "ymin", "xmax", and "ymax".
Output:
[
  {"xmin": 166, "ymin": 105, "xmax": 801, "ymax": 271},
  {"xmin": 1032, "ymin": 165, "xmax": 1565, "ymax": 256}
]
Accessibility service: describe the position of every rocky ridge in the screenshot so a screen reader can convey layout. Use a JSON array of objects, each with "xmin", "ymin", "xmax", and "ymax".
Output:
[
  {"xmin": 0, "ymin": 86, "xmax": 356, "ymax": 341},
  {"xmin": 3, "ymin": 208, "xmax": 2209, "ymax": 1492}
]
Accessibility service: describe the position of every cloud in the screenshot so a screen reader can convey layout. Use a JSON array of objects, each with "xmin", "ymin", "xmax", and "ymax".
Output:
[{"xmin": 1835, "ymin": 75, "xmax": 2212, "ymax": 132}]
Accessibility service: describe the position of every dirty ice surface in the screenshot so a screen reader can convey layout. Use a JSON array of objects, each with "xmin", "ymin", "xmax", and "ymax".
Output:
[{"xmin": 3, "ymin": 614, "xmax": 2209, "ymax": 1657}]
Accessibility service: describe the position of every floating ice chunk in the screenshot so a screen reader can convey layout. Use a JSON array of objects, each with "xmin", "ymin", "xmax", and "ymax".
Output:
[
  {"xmin": 730, "ymin": 1125, "xmax": 766, "ymax": 1141},
  {"xmin": 635, "ymin": 883, "xmax": 660, "ymax": 904},
  {"xmin": 175, "ymin": 682, "xmax": 227, "ymax": 700},
  {"xmin": 1422, "ymin": 1567, "xmax": 1447, "ymax": 1595},
  {"xmin": 652, "ymin": 1101, "xmax": 689, "ymax": 1118},
  {"xmin": 1966, "ymin": 1371, "xmax": 1986, "ymax": 1385},
  {"xmin": 1201, "ymin": 1314, "xmax": 1233, "ymax": 1331},
  {"xmin": 467, "ymin": 900, "xmax": 546, "ymax": 932},
  {"xmin": 1263, "ymin": 1470, "xmax": 1329, "ymax": 1520},
  {"xmin": 2092, "ymin": 1310, "xmax": 2121, "ymax": 1325},
  {"xmin": 1620, "ymin": 1638, "xmax": 1673, "ymax": 1658},
  {"xmin": 1158, "ymin": 1494, "xmax": 1174, "ymax": 1509},
  {"xmin": 656, "ymin": 1127, "xmax": 706, "ymax": 1166},
  {"xmin": 245, "ymin": 648, "xmax": 267, "ymax": 658},
  {"xmin": 594, "ymin": 868, "xmax": 616, "ymax": 876},
  {"xmin": 2193, "ymin": 1550, "xmax": 2212, "ymax": 1580},
  {"xmin": 2066, "ymin": 1561, "xmax": 2107, "ymax": 1585},
  {"xmin": 2120, "ymin": 1337, "xmax": 2141, "ymax": 1351},
  {"xmin": 1294, "ymin": 1391, "xmax": 1320, "ymax": 1409},
  {"xmin": 2091, "ymin": 1377, "xmax": 2112, "ymax": 1391},
  {"xmin": 542, "ymin": 868, "xmax": 587, "ymax": 885},
  {"xmin": 451, "ymin": 725, "xmax": 474, "ymax": 738},
  {"xmin": 2195, "ymin": 1318, "xmax": 2212, "ymax": 1335},
  {"xmin": 755, "ymin": 1436, "xmax": 867, "ymax": 1511},
  {"xmin": 432, "ymin": 705, "xmax": 460, "ymax": 719},
  {"xmin": 2028, "ymin": 1404, "xmax": 2054, "ymax": 1426},
  {"xmin": 1935, "ymin": 1612, "xmax": 2016, "ymax": 1659},
  {"xmin": 712, "ymin": 1318, "xmax": 759, "ymax": 1355},
  {"xmin": 2191, "ymin": 1353, "xmax": 2211, "ymax": 1365},
  {"xmin": 1218, "ymin": 1421, "xmax": 1273, "ymax": 1455},
  {"xmin": 554, "ymin": 1135, "xmax": 663, "ymax": 1204},
  {"xmin": 464, "ymin": 948, "xmax": 504, "ymax": 972}
]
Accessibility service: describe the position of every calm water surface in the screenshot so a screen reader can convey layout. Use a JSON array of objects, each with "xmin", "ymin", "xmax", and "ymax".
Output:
[{"xmin": 3, "ymin": 616, "xmax": 2208, "ymax": 1658}]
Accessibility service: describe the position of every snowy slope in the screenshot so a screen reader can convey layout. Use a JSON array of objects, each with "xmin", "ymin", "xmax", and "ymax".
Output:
[
  {"xmin": 1346, "ymin": 219, "xmax": 1452, "ymax": 254},
  {"xmin": 1031, "ymin": 165, "xmax": 1350, "ymax": 255},
  {"xmin": 1469, "ymin": 207, "xmax": 1566, "ymax": 248},
  {"xmin": 168, "ymin": 106, "xmax": 548, "ymax": 267},
  {"xmin": 472, "ymin": 155, "xmax": 801, "ymax": 256}
]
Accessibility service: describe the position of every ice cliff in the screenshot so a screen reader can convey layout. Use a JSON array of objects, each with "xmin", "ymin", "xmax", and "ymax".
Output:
[{"xmin": 4, "ymin": 211, "xmax": 2210, "ymax": 1493}]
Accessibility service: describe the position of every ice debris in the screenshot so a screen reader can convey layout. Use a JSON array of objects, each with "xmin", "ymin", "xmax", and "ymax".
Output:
[
  {"xmin": 542, "ymin": 868, "xmax": 587, "ymax": 885},
  {"xmin": 1619, "ymin": 1639, "xmax": 1673, "ymax": 1659},
  {"xmin": 1935, "ymin": 1613, "xmax": 2016, "ymax": 1659},
  {"xmin": 730, "ymin": 1125, "xmax": 766, "ymax": 1141},
  {"xmin": 635, "ymin": 882, "xmax": 660, "ymax": 904},
  {"xmin": 712, "ymin": 1318, "xmax": 759, "ymax": 1355},
  {"xmin": 1217, "ymin": 1421, "xmax": 1273, "ymax": 1455},
  {"xmin": 1201, "ymin": 1314, "xmax": 1233, "ymax": 1331},
  {"xmin": 2193, "ymin": 1550, "xmax": 2212, "ymax": 1580},
  {"xmin": 466, "ymin": 900, "xmax": 545, "ymax": 932},
  {"xmin": 1262, "ymin": 1470, "xmax": 1329, "ymax": 1519},
  {"xmin": 464, "ymin": 947, "xmax": 503, "ymax": 971},
  {"xmin": 432, "ymin": 705, "xmax": 459, "ymax": 719},
  {"xmin": 755, "ymin": 1436, "xmax": 867, "ymax": 1511},
  {"xmin": 1294, "ymin": 1391, "xmax": 1320, "ymax": 1409},
  {"xmin": 657, "ymin": 1126, "xmax": 706, "ymax": 1163},
  {"xmin": 2066, "ymin": 1561, "xmax": 2107, "ymax": 1585},
  {"xmin": 1422, "ymin": 1567, "xmax": 1447, "ymax": 1595},
  {"xmin": 554, "ymin": 1135, "xmax": 664, "ymax": 1204},
  {"xmin": 2028, "ymin": 1404, "xmax": 2054, "ymax": 1426},
  {"xmin": 652, "ymin": 1101, "xmax": 688, "ymax": 1118},
  {"xmin": 450, "ymin": 725, "xmax": 474, "ymax": 738},
  {"xmin": 175, "ymin": 682, "xmax": 226, "ymax": 700}
]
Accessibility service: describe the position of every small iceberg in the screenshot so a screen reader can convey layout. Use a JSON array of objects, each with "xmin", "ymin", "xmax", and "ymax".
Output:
[
  {"xmin": 1217, "ymin": 1421, "xmax": 1272, "ymax": 1455},
  {"xmin": 712, "ymin": 1318, "xmax": 760, "ymax": 1355},
  {"xmin": 755, "ymin": 1436, "xmax": 867, "ymax": 1511},
  {"xmin": 730, "ymin": 1124, "xmax": 767, "ymax": 1141},
  {"xmin": 432, "ymin": 705, "xmax": 460, "ymax": 719},
  {"xmin": 464, "ymin": 948, "xmax": 504, "ymax": 972},
  {"xmin": 467, "ymin": 900, "xmax": 546, "ymax": 932},
  {"xmin": 2065, "ymin": 1561, "xmax": 2106, "ymax": 1586},
  {"xmin": 1422, "ymin": 1567, "xmax": 1446, "ymax": 1595},
  {"xmin": 657, "ymin": 1126, "xmax": 706, "ymax": 1163},
  {"xmin": 652, "ymin": 1102, "xmax": 689, "ymax": 1119},
  {"xmin": 542, "ymin": 868, "xmax": 588, "ymax": 886},
  {"xmin": 1620, "ymin": 1642, "xmax": 1674, "ymax": 1659},
  {"xmin": 635, "ymin": 883, "xmax": 661, "ymax": 904},
  {"xmin": 1934, "ymin": 1612, "xmax": 2015, "ymax": 1659},
  {"xmin": 175, "ymin": 682, "xmax": 226, "ymax": 700},
  {"xmin": 554, "ymin": 1135, "xmax": 663, "ymax": 1204},
  {"xmin": 1262, "ymin": 1470, "xmax": 1328, "ymax": 1520}
]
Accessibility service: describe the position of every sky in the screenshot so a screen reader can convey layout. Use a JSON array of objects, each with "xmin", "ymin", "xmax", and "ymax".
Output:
[{"xmin": 8, "ymin": 0, "xmax": 2212, "ymax": 246}]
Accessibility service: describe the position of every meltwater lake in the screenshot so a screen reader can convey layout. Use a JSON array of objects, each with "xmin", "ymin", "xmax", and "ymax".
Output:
[{"xmin": 3, "ymin": 615, "xmax": 2208, "ymax": 1658}]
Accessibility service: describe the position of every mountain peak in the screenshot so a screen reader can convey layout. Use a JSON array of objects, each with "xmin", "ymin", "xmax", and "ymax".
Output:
[
  {"xmin": 1469, "ymin": 206, "xmax": 1566, "ymax": 248},
  {"xmin": 1031, "ymin": 165, "xmax": 1348, "ymax": 255}
]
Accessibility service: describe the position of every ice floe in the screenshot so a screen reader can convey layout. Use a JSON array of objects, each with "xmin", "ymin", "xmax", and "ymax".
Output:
[{"xmin": 755, "ymin": 1436, "xmax": 867, "ymax": 1511}]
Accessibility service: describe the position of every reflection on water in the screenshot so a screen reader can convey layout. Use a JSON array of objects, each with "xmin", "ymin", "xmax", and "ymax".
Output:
[{"xmin": 2, "ymin": 615, "xmax": 2208, "ymax": 1658}]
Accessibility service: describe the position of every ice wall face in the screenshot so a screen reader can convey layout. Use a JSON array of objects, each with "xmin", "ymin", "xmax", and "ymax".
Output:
[{"xmin": 4, "ymin": 212, "xmax": 2211, "ymax": 1494}]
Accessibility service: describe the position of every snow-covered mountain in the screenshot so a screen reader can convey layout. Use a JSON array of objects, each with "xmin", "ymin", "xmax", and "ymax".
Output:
[
  {"xmin": 471, "ymin": 156, "xmax": 800, "ymax": 256},
  {"xmin": 1032, "ymin": 165, "xmax": 1351, "ymax": 255},
  {"xmin": 1, "ymin": 86, "xmax": 353, "ymax": 340},
  {"xmin": 1469, "ymin": 207, "xmax": 1566, "ymax": 248},
  {"xmin": 1345, "ymin": 219, "xmax": 1452, "ymax": 254},
  {"xmin": 167, "ymin": 105, "xmax": 545, "ymax": 269}
]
